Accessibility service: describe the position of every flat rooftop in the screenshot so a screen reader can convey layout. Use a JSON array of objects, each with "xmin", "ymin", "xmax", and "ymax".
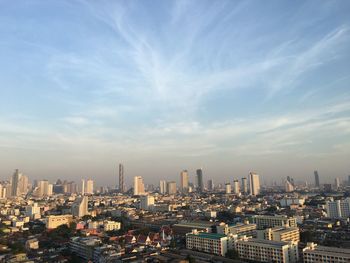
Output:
[{"xmin": 187, "ymin": 232, "xmax": 227, "ymax": 240}]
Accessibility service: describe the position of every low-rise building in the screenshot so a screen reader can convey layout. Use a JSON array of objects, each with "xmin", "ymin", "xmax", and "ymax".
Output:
[
  {"xmin": 186, "ymin": 230, "xmax": 228, "ymax": 256},
  {"xmin": 46, "ymin": 215, "xmax": 73, "ymax": 229},
  {"xmin": 252, "ymin": 215, "xmax": 297, "ymax": 229},
  {"xmin": 303, "ymin": 242, "xmax": 350, "ymax": 263},
  {"xmin": 256, "ymin": 227, "xmax": 300, "ymax": 242}
]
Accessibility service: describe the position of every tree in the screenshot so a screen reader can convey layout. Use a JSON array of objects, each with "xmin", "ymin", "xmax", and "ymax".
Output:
[{"xmin": 226, "ymin": 249, "xmax": 239, "ymax": 259}]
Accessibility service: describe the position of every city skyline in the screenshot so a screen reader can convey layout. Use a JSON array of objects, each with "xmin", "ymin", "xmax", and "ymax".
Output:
[{"xmin": 1, "ymin": 1, "xmax": 350, "ymax": 183}]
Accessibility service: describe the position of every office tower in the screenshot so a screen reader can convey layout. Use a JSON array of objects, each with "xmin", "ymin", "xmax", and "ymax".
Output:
[
  {"xmin": 140, "ymin": 195, "xmax": 155, "ymax": 210},
  {"xmin": 233, "ymin": 180, "xmax": 240, "ymax": 194},
  {"xmin": 241, "ymin": 177, "xmax": 248, "ymax": 194},
  {"xmin": 81, "ymin": 179, "xmax": 85, "ymax": 195},
  {"xmin": 18, "ymin": 174, "xmax": 29, "ymax": 195},
  {"xmin": 119, "ymin": 163, "xmax": 125, "ymax": 192},
  {"xmin": 72, "ymin": 196, "xmax": 88, "ymax": 218},
  {"xmin": 65, "ymin": 181, "xmax": 77, "ymax": 194},
  {"xmin": 285, "ymin": 180, "xmax": 294, "ymax": 192},
  {"xmin": 248, "ymin": 172, "xmax": 260, "ymax": 196},
  {"xmin": 159, "ymin": 180, "xmax": 167, "ymax": 194},
  {"xmin": 314, "ymin": 170, "xmax": 320, "ymax": 188},
  {"xmin": 86, "ymin": 179, "xmax": 94, "ymax": 195},
  {"xmin": 180, "ymin": 170, "xmax": 189, "ymax": 193},
  {"xmin": 0, "ymin": 184, "xmax": 4, "ymax": 199},
  {"xmin": 207, "ymin": 179, "xmax": 214, "ymax": 191},
  {"xmin": 225, "ymin": 183, "xmax": 231, "ymax": 194},
  {"xmin": 167, "ymin": 181, "xmax": 177, "ymax": 195},
  {"xmin": 133, "ymin": 176, "xmax": 145, "ymax": 195},
  {"xmin": 196, "ymin": 168, "xmax": 204, "ymax": 193},
  {"xmin": 11, "ymin": 169, "xmax": 21, "ymax": 197}
]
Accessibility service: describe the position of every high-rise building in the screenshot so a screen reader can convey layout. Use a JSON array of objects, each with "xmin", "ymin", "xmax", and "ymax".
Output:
[
  {"xmin": 119, "ymin": 163, "xmax": 125, "ymax": 192},
  {"xmin": 348, "ymin": 175, "xmax": 350, "ymax": 186},
  {"xmin": 72, "ymin": 196, "xmax": 88, "ymax": 218},
  {"xmin": 133, "ymin": 176, "xmax": 145, "ymax": 195},
  {"xmin": 180, "ymin": 170, "xmax": 189, "ymax": 193},
  {"xmin": 248, "ymin": 172, "xmax": 260, "ymax": 196},
  {"xmin": 36, "ymin": 180, "xmax": 52, "ymax": 197},
  {"xmin": 326, "ymin": 198, "xmax": 350, "ymax": 218},
  {"xmin": 18, "ymin": 174, "xmax": 29, "ymax": 195},
  {"xmin": 241, "ymin": 177, "xmax": 248, "ymax": 194},
  {"xmin": 196, "ymin": 168, "xmax": 204, "ymax": 193},
  {"xmin": 11, "ymin": 169, "xmax": 21, "ymax": 197},
  {"xmin": 314, "ymin": 170, "xmax": 320, "ymax": 188},
  {"xmin": 167, "ymin": 181, "xmax": 177, "ymax": 195},
  {"xmin": 86, "ymin": 179, "xmax": 94, "ymax": 195},
  {"xmin": 207, "ymin": 179, "xmax": 214, "ymax": 191},
  {"xmin": 225, "ymin": 183, "xmax": 231, "ymax": 194},
  {"xmin": 140, "ymin": 195, "xmax": 155, "ymax": 210},
  {"xmin": 233, "ymin": 180, "xmax": 240, "ymax": 194},
  {"xmin": 159, "ymin": 180, "xmax": 167, "ymax": 194},
  {"xmin": 334, "ymin": 178, "xmax": 340, "ymax": 189},
  {"xmin": 81, "ymin": 179, "xmax": 85, "ymax": 195},
  {"xmin": 285, "ymin": 180, "xmax": 294, "ymax": 192}
]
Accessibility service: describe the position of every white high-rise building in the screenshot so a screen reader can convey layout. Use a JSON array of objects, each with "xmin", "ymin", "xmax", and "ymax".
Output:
[
  {"xmin": 285, "ymin": 180, "xmax": 294, "ymax": 192},
  {"xmin": 72, "ymin": 196, "xmax": 89, "ymax": 218},
  {"xmin": 159, "ymin": 180, "xmax": 166, "ymax": 194},
  {"xmin": 81, "ymin": 179, "xmax": 85, "ymax": 195},
  {"xmin": 180, "ymin": 170, "xmax": 189, "ymax": 193},
  {"xmin": 18, "ymin": 174, "xmax": 29, "ymax": 195},
  {"xmin": 36, "ymin": 180, "xmax": 52, "ymax": 197},
  {"xmin": 326, "ymin": 198, "xmax": 350, "ymax": 218},
  {"xmin": 225, "ymin": 183, "xmax": 231, "ymax": 194},
  {"xmin": 167, "ymin": 181, "xmax": 177, "ymax": 195},
  {"xmin": 334, "ymin": 178, "xmax": 340, "ymax": 189},
  {"xmin": 248, "ymin": 172, "xmax": 260, "ymax": 196},
  {"xmin": 233, "ymin": 180, "xmax": 240, "ymax": 194},
  {"xmin": 133, "ymin": 176, "xmax": 145, "ymax": 195},
  {"xmin": 86, "ymin": 179, "xmax": 94, "ymax": 195},
  {"xmin": 140, "ymin": 195, "xmax": 155, "ymax": 210}
]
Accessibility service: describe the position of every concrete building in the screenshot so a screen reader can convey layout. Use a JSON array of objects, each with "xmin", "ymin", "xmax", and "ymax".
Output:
[
  {"xmin": 103, "ymin": 221, "xmax": 121, "ymax": 231},
  {"xmin": 257, "ymin": 227, "xmax": 300, "ymax": 243},
  {"xmin": 252, "ymin": 215, "xmax": 297, "ymax": 229},
  {"xmin": 86, "ymin": 179, "xmax": 94, "ymax": 195},
  {"xmin": 133, "ymin": 176, "xmax": 145, "ymax": 195},
  {"xmin": 180, "ymin": 170, "xmax": 189, "ymax": 193},
  {"xmin": 285, "ymin": 180, "xmax": 294, "ymax": 192},
  {"xmin": 25, "ymin": 203, "xmax": 41, "ymax": 219},
  {"xmin": 118, "ymin": 163, "xmax": 125, "ymax": 193},
  {"xmin": 326, "ymin": 198, "xmax": 350, "ymax": 218},
  {"xmin": 235, "ymin": 237, "xmax": 298, "ymax": 263},
  {"xmin": 173, "ymin": 221, "xmax": 214, "ymax": 236},
  {"xmin": 241, "ymin": 177, "xmax": 248, "ymax": 194},
  {"xmin": 11, "ymin": 169, "xmax": 21, "ymax": 197},
  {"xmin": 303, "ymin": 242, "xmax": 350, "ymax": 263},
  {"xmin": 196, "ymin": 168, "xmax": 204, "ymax": 193},
  {"xmin": 159, "ymin": 180, "xmax": 167, "ymax": 194},
  {"xmin": 186, "ymin": 230, "xmax": 228, "ymax": 256},
  {"xmin": 207, "ymin": 179, "xmax": 214, "ymax": 191},
  {"xmin": 167, "ymin": 181, "xmax": 177, "ymax": 195},
  {"xmin": 140, "ymin": 195, "xmax": 155, "ymax": 210},
  {"xmin": 217, "ymin": 223, "xmax": 256, "ymax": 237},
  {"xmin": 314, "ymin": 170, "xmax": 320, "ymax": 188},
  {"xmin": 248, "ymin": 172, "xmax": 260, "ymax": 196},
  {"xmin": 233, "ymin": 180, "xmax": 240, "ymax": 194},
  {"xmin": 70, "ymin": 237, "xmax": 101, "ymax": 261},
  {"xmin": 72, "ymin": 196, "xmax": 89, "ymax": 218},
  {"xmin": 46, "ymin": 215, "xmax": 73, "ymax": 229},
  {"xmin": 225, "ymin": 183, "xmax": 231, "ymax": 194}
]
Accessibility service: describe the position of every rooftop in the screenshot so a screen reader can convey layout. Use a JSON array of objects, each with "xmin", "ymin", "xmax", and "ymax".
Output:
[{"xmin": 187, "ymin": 232, "xmax": 227, "ymax": 240}]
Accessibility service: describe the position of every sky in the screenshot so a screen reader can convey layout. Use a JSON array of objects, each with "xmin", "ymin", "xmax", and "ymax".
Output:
[{"xmin": 0, "ymin": 0, "xmax": 350, "ymax": 187}]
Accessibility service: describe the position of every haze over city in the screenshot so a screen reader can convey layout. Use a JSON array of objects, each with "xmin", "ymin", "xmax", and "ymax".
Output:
[{"xmin": 1, "ymin": 0, "xmax": 350, "ymax": 185}]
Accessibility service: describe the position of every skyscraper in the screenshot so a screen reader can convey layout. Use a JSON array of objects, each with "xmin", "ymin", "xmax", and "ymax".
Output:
[
  {"xmin": 133, "ymin": 176, "xmax": 145, "ymax": 195},
  {"xmin": 86, "ymin": 179, "xmax": 94, "ymax": 194},
  {"xmin": 225, "ymin": 183, "xmax": 231, "ymax": 194},
  {"xmin": 285, "ymin": 180, "xmax": 294, "ymax": 192},
  {"xmin": 248, "ymin": 172, "xmax": 260, "ymax": 196},
  {"xmin": 196, "ymin": 168, "xmax": 204, "ymax": 193},
  {"xmin": 314, "ymin": 170, "xmax": 320, "ymax": 188},
  {"xmin": 207, "ymin": 179, "xmax": 214, "ymax": 191},
  {"xmin": 72, "ymin": 196, "xmax": 89, "ymax": 218},
  {"xmin": 180, "ymin": 170, "xmax": 189, "ymax": 193},
  {"xmin": 159, "ymin": 180, "xmax": 167, "ymax": 194},
  {"xmin": 81, "ymin": 179, "xmax": 85, "ymax": 195},
  {"xmin": 119, "ymin": 163, "xmax": 125, "ymax": 193},
  {"xmin": 334, "ymin": 178, "xmax": 340, "ymax": 189},
  {"xmin": 233, "ymin": 179, "xmax": 240, "ymax": 194},
  {"xmin": 167, "ymin": 181, "xmax": 177, "ymax": 195},
  {"xmin": 11, "ymin": 169, "xmax": 20, "ymax": 197},
  {"xmin": 241, "ymin": 177, "xmax": 248, "ymax": 194},
  {"xmin": 18, "ymin": 174, "xmax": 29, "ymax": 195}
]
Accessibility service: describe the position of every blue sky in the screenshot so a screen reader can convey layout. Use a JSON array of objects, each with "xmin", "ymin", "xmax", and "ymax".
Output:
[{"xmin": 0, "ymin": 0, "xmax": 350, "ymax": 186}]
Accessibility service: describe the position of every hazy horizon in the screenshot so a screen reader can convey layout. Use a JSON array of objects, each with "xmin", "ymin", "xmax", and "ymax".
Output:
[{"xmin": 1, "ymin": 1, "xmax": 350, "ymax": 185}]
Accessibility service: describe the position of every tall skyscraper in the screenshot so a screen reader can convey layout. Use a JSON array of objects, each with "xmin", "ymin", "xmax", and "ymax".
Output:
[
  {"xmin": 207, "ymin": 179, "xmax": 214, "ymax": 191},
  {"xmin": 196, "ymin": 168, "xmax": 204, "ymax": 193},
  {"xmin": 119, "ymin": 163, "xmax": 125, "ymax": 192},
  {"xmin": 248, "ymin": 172, "xmax": 260, "ymax": 196},
  {"xmin": 180, "ymin": 170, "xmax": 189, "ymax": 193},
  {"xmin": 36, "ymin": 180, "xmax": 52, "ymax": 197},
  {"xmin": 167, "ymin": 181, "xmax": 177, "ymax": 195},
  {"xmin": 81, "ymin": 179, "xmax": 85, "ymax": 195},
  {"xmin": 225, "ymin": 183, "xmax": 231, "ymax": 194},
  {"xmin": 241, "ymin": 177, "xmax": 248, "ymax": 194},
  {"xmin": 159, "ymin": 180, "xmax": 167, "ymax": 194},
  {"xmin": 285, "ymin": 180, "xmax": 294, "ymax": 192},
  {"xmin": 86, "ymin": 179, "xmax": 94, "ymax": 194},
  {"xmin": 11, "ymin": 169, "xmax": 20, "ymax": 197},
  {"xmin": 233, "ymin": 179, "xmax": 240, "ymax": 194},
  {"xmin": 314, "ymin": 170, "xmax": 320, "ymax": 188},
  {"xmin": 133, "ymin": 176, "xmax": 145, "ymax": 195},
  {"xmin": 334, "ymin": 178, "xmax": 340, "ymax": 189},
  {"xmin": 18, "ymin": 174, "xmax": 29, "ymax": 195}
]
